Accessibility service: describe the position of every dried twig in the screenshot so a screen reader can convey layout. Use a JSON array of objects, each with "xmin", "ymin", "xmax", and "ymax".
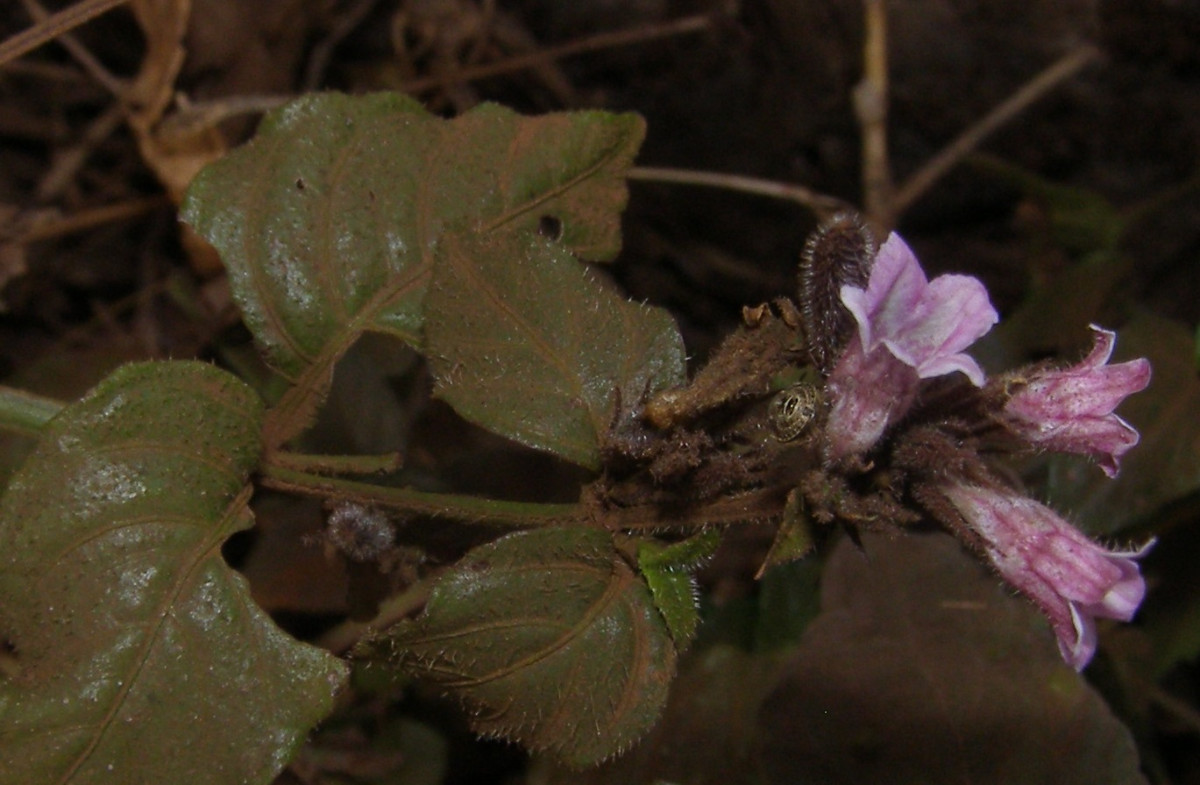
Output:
[
  {"xmin": 157, "ymin": 93, "xmax": 294, "ymax": 135},
  {"xmin": 21, "ymin": 196, "xmax": 168, "ymax": 243},
  {"xmin": 853, "ymin": 0, "xmax": 894, "ymax": 231},
  {"xmin": 0, "ymin": 0, "xmax": 131, "ymax": 68},
  {"xmin": 161, "ymin": 13, "xmax": 716, "ymax": 133},
  {"xmin": 36, "ymin": 102, "xmax": 125, "ymax": 201},
  {"xmin": 626, "ymin": 167, "xmax": 852, "ymax": 219},
  {"xmin": 18, "ymin": 0, "xmax": 127, "ymax": 97},
  {"xmin": 303, "ymin": 0, "xmax": 384, "ymax": 91},
  {"xmin": 399, "ymin": 13, "xmax": 714, "ymax": 94},
  {"xmin": 892, "ymin": 44, "xmax": 1102, "ymax": 216}
]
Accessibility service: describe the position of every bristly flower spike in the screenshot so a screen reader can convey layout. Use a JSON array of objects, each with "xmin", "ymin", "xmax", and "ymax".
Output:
[
  {"xmin": 799, "ymin": 212, "xmax": 875, "ymax": 374},
  {"xmin": 802, "ymin": 218, "xmax": 1152, "ymax": 670}
]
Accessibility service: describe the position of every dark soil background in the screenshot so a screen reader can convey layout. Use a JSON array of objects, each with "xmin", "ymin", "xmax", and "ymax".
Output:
[{"xmin": 2, "ymin": 1, "xmax": 1198, "ymax": 784}]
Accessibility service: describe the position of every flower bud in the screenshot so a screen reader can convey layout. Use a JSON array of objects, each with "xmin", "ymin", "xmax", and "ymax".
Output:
[{"xmin": 1001, "ymin": 325, "xmax": 1151, "ymax": 477}]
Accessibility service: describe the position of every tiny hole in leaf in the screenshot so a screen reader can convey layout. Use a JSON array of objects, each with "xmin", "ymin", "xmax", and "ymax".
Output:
[{"xmin": 538, "ymin": 215, "xmax": 563, "ymax": 240}]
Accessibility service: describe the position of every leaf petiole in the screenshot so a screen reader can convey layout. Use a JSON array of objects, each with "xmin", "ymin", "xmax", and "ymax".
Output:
[
  {"xmin": 269, "ymin": 450, "xmax": 403, "ymax": 476},
  {"xmin": 0, "ymin": 385, "xmax": 65, "ymax": 436},
  {"xmin": 259, "ymin": 463, "xmax": 586, "ymax": 529},
  {"xmin": 316, "ymin": 580, "xmax": 435, "ymax": 655}
]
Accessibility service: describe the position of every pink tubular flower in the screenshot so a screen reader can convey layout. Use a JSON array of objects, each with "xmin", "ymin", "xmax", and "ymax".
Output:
[
  {"xmin": 942, "ymin": 482, "xmax": 1151, "ymax": 670},
  {"xmin": 825, "ymin": 233, "xmax": 999, "ymax": 460},
  {"xmin": 1003, "ymin": 325, "xmax": 1151, "ymax": 477}
]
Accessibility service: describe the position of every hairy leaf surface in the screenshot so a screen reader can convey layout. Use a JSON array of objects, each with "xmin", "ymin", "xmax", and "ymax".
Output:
[
  {"xmin": 181, "ymin": 93, "xmax": 645, "ymax": 447},
  {"xmin": 0, "ymin": 362, "xmax": 347, "ymax": 785},
  {"xmin": 426, "ymin": 233, "xmax": 684, "ymax": 469},
  {"xmin": 355, "ymin": 526, "xmax": 676, "ymax": 767},
  {"xmin": 637, "ymin": 529, "xmax": 719, "ymax": 647}
]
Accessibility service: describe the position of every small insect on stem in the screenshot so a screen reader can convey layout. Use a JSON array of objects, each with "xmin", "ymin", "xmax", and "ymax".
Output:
[{"xmin": 769, "ymin": 383, "xmax": 823, "ymax": 442}]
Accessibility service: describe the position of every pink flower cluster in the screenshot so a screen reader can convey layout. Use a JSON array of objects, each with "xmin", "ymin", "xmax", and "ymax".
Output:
[{"xmin": 823, "ymin": 231, "xmax": 1152, "ymax": 670}]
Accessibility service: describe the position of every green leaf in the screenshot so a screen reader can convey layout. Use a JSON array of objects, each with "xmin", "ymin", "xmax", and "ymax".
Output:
[
  {"xmin": 532, "ymin": 645, "xmax": 787, "ymax": 785},
  {"xmin": 974, "ymin": 155, "xmax": 1125, "ymax": 257},
  {"xmin": 1141, "ymin": 516, "xmax": 1200, "ymax": 677},
  {"xmin": 757, "ymin": 488, "xmax": 815, "ymax": 576},
  {"xmin": 751, "ymin": 557, "xmax": 823, "ymax": 651},
  {"xmin": 758, "ymin": 532, "xmax": 1146, "ymax": 785},
  {"xmin": 0, "ymin": 362, "xmax": 348, "ymax": 785},
  {"xmin": 425, "ymin": 233, "xmax": 684, "ymax": 470},
  {"xmin": 182, "ymin": 92, "xmax": 645, "ymax": 448},
  {"xmin": 355, "ymin": 526, "xmax": 677, "ymax": 767},
  {"xmin": 970, "ymin": 159, "xmax": 1133, "ymax": 374},
  {"xmin": 638, "ymin": 529, "xmax": 720, "ymax": 648}
]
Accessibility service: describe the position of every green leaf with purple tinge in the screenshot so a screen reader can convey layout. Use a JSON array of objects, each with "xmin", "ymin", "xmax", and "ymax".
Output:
[
  {"xmin": 758, "ymin": 531, "xmax": 1146, "ymax": 785},
  {"xmin": 181, "ymin": 92, "xmax": 645, "ymax": 448},
  {"xmin": 0, "ymin": 362, "xmax": 347, "ymax": 785},
  {"xmin": 425, "ymin": 233, "xmax": 684, "ymax": 470},
  {"xmin": 534, "ymin": 645, "xmax": 787, "ymax": 785},
  {"xmin": 354, "ymin": 526, "xmax": 677, "ymax": 767}
]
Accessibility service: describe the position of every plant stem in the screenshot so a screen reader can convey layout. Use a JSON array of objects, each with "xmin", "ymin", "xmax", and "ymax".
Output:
[
  {"xmin": 400, "ymin": 13, "xmax": 715, "ymax": 95},
  {"xmin": 626, "ymin": 166, "xmax": 851, "ymax": 218},
  {"xmin": 604, "ymin": 486, "xmax": 789, "ymax": 531},
  {"xmin": 893, "ymin": 44, "xmax": 1101, "ymax": 216},
  {"xmin": 316, "ymin": 580, "xmax": 435, "ymax": 655},
  {"xmin": 0, "ymin": 385, "xmax": 64, "ymax": 436},
  {"xmin": 270, "ymin": 450, "xmax": 403, "ymax": 476},
  {"xmin": 855, "ymin": 0, "xmax": 895, "ymax": 231},
  {"xmin": 260, "ymin": 463, "xmax": 586, "ymax": 528},
  {"xmin": 0, "ymin": 0, "xmax": 130, "ymax": 68}
]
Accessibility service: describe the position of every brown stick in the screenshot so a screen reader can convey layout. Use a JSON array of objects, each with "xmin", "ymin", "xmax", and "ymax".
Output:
[
  {"xmin": 0, "ymin": 0, "xmax": 131, "ymax": 68},
  {"xmin": 17, "ymin": 0, "xmax": 127, "ymax": 96},
  {"xmin": 627, "ymin": 166, "xmax": 852, "ymax": 219},
  {"xmin": 893, "ymin": 44, "xmax": 1102, "ymax": 216},
  {"xmin": 854, "ymin": 0, "xmax": 895, "ymax": 231},
  {"xmin": 400, "ymin": 13, "xmax": 714, "ymax": 94}
]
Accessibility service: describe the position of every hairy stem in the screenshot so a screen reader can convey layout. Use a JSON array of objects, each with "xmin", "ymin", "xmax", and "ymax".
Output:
[
  {"xmin": 260, "ymin": 463, "xmax": 586, "ymax": 528},
  {"xmin": 316, "ymin": 580, "xmax": 436, "ymax": 655},
  {"xmin": 603, "ymin": 486, "xmax": 790, "ymax": 532},
  {"xmin": 270, "ymin": 450, "xmax": 403, "ymax": 475}
]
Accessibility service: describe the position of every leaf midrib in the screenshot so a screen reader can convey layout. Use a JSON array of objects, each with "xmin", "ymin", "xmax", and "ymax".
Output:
[
  {"xmin": 55, "ymin": 485, "xmax": 251, "ymax": 784},
  {"xmin": 420, "ymin": 561, "xmax": 625, "ymax": 690}
]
